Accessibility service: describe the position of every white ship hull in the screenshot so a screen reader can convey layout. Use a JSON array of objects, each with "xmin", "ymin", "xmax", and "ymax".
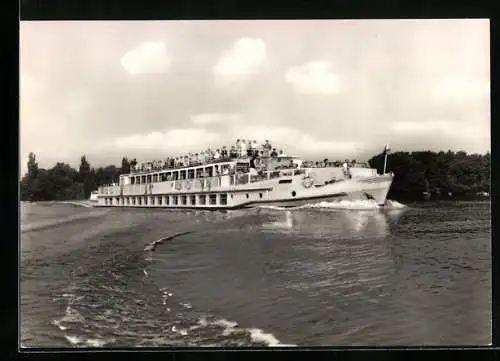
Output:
[{"xmin": 94, "ymin": 166, "xmax": 393, "ymax": 210}]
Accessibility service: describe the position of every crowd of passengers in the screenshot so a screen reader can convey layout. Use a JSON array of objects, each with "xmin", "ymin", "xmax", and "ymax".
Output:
[
  {"xmin": 302, "ymin": 159, "xmax": 362, "ymax": 168},
  {"xmin": 130, "ymin": 139, "xmax": 287, "ymax": 173}
]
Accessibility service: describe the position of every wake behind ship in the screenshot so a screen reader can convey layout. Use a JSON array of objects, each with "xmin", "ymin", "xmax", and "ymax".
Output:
[{"xmin": 93, "ymin": 142, "xmax": 394, "ymax": 210}]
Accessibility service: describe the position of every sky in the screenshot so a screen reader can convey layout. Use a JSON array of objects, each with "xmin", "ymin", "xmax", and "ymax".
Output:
[{"xmin": 20, "ymin": 19, "xmax": 490, "ymax": 174}]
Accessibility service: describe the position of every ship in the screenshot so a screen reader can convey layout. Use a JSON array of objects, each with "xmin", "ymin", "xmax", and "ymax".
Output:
[{"xmin": 92, "ymin": 145, "xmax": 394, "ymax": 210}]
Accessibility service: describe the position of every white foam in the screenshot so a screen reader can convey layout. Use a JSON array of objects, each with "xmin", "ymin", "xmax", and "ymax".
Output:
[
  {"xmin": 86, "ymin": 338, "xmax": 110, "ymax": 347},
  {"xmin": 52, "ymin": 319, "xmax": 67, "ymax": 331},
  {"xmin": 61, "ymin": 306, "xmax": 85, "ymax": 323},
  {"xmin": 213, "ymin": 319, "xmax": 238, "ymax": 328},
  {"xmin": 64, "ymin": 335, "xmax": 83, "ymax": 346},
  {"xmin": 195, "ymin": 317, "xmax": 295, "ymax": 347},
  {"xmin": 299, "ymin": 199, "xmax": 381, "ymax": 210},
  {"xmin": 384, "ymin": 199, "xmax": 407, "ymax": 209},
  {"xmin": 248, "ymin": 328, "xmax": 296, "ymax": 347},
  {"xmin": 262, "ymin": 199, "xmax": 407, "ymax": 212}
]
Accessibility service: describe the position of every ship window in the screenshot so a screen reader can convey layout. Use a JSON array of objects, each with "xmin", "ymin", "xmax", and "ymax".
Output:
[
  {"xmin": 199, "ymin": 194, "xmax": 206, "ymax": 205},
  {"xmin": 116, "ymin": 197, "xmax": 120, "ymax": 204},
  {"xmin": 147, "ymin": 175, "xmax": 152, "ymax": 183},
  {"xmin": 144, "ymin": 197, "xmax": 148, "ymax": 205},
  {"xmin": 259, "ymin": 193, "xmax": 263, "ymax": 198},
  {"xmin": 188, "ymin": 169, "xmax": 195, "ymax": 179},
  {"xmin": 220, "ymin": 193, "xmax": 227, "ymax": 205},
  {"xmin": 151, "ymin": 197, "xmax": 155, "ymax": 205},
  {"xmin": 158, "ymin": 196, "xmax": 162, "ymax": 205},
  {"xmin": 141, "ymin": 175, "xmax": 146, "ymax": 184},
  {"xmin": 191, "ymin": 195, "xmax": 196, "ymax": 205},
  {"xmin": 209, "ymin": 194, "xmax": 217, "ymax": 205},
  {"xmin": 180, "ymin": 170, "xmax": 187, "ymax": 180},
  {"xmin": 131, "ymin": 177, "xmax": 135, "ymax": 185},
  {"xmin": 126, "ymin": 197, "xmax": 130, "ymax": 205},
  {"xmin": 138, "ymin": 197, "xmax": 142, "ymax": 205},
  {"xmin": 181, "ymin": 195, "xmax": 187, "ymax": 205},
  {"xmin": 246, "ymin": 193, "xmax": 249, "ymax": 199},
  {"xmin": 153, "ymin": 174, "xmax": 158, "ymax": 182},
  {"xmin": 292, "ymin": 191, "xmax": 296, "ymax": 197},
  {"xmin": 230, "ymin": 194, "xmax": 234, "ymax": 199},
  {"xmin": 173, "ymin": 172, "xmax": 179, "ymax": 181},
  {"xmin": 278, "ymin": 179, "xmax": 292, "ymax": 184},
  {"xmin": 196, "ymin": 168, "xmax": 203, "ymax": 178},
  {"xmin": 165, "ymin": 196, "xmax": 170, "ymax": 205},
  {"xmin": 105, "ymin": 198, "xmax": 108, "ymax": 205},
  {"xmin": 205, "ymin": 167, "xmax": 213, "ymax": 177},
  {"xmin": 173, "ymin": 196, "xmax": 178, "ymax": 205},
  {"xmin": 132, "ymin": 197, "xmax": 136, "ymax": 205}
]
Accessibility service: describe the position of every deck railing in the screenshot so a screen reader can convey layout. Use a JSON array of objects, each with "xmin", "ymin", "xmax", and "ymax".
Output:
[{"xmin": 100, "ymin": 167, "xmax": 310, "ymax": 195}]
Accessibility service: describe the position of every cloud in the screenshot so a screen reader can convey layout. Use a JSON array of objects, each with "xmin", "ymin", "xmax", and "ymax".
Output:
[
  {"xmin": 285, "ymin": 61, "xmax": 340, "ymax": 95},
  {"xmin": 391, "ymin": 120, "xmax": 489, "ymax": 140},
  {"xmin": 213, "ymin": 37, "xmax": 267, "ymax": 87},
  {"xmin": 112, "ymin": 128, "xmax": 221, "ymax": 154},
  {"xmin": 431, "ymin": 76, "xmax": 489, "ymax": 102},
  {"xmin": 190, "ymin": 113, "xmax": 241, "ymax": 125},
  {"xmin": 120, "ymin": 41, "xmax": 171, "ymax": 76}
]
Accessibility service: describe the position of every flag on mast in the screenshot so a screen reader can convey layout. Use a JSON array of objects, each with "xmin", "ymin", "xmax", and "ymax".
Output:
[{"xmin": 383, "ymin": 144, "xmax": 390, "ymax": 174}]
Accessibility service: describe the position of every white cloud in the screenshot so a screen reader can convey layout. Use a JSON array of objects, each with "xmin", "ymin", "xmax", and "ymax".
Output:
[
  {"xmin": 190, "ymin": 113, "xmax": 241, "ymax": 125},
  {"xmin": 285, "ymin": 61, "xmax": 341, "ymax": 95},
  {"xmin": 391, "ymin": 120, "xmax": 489, "ymax": 140},
  {"xmin": 431, "ymin": 76, "xmax": 489, "ymax": 102},
  {"xmin": 120, "ymin": 41, "xmax": 171, "ymax": 76},
  {"xmin": 213, "ymin": 37, "xmax": 267, "ymax": 86},
  {"xmin": 112, "ymin": 128, "xmax": 221, "ymax": 153}
]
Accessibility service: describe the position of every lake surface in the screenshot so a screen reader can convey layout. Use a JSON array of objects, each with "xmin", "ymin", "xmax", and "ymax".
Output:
[{"xmin": 20, "ymin": 199, "xmax": 491, "ymax": 347}]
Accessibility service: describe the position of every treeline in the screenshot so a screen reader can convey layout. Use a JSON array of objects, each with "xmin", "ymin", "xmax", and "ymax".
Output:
[
  {"xmin": 20, "ymin": 150, "xmax": 490, "ymax": 202},
  {"xmin": 368, "ymin": 150, "xmax": 490, "ymax": 201},
  {"xmin": 20, "ymin": 153, "xmax": 134, "ymax": 201}
]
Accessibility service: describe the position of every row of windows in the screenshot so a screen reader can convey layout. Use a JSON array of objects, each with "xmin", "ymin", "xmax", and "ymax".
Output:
[
  {"xmin": 104, "ymin": 194, "xmax": 228, "ymax": 206},
  {"xmin": 129, "ymin": 165, "xmax": 230, "ymax": 185}
]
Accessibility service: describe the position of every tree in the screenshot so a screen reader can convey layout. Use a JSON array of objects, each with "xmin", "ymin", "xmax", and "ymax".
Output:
[
  {"xmin": 78, "ymin": 155, "xmax": 92, "ymax": 198},
  {"xmin": 121, "ymin": 157, "xmax": 131, "ymax": 175},
  {"xmin": 27, "ymin": 152, "xmax": 39, "ymax": 179}
]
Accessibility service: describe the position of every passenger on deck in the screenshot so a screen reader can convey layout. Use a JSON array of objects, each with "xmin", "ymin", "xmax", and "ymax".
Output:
[
  {"xmin": 214, "ymin": 149, "xmax": 221, "ymax": 160},
  {"xmin": 230, "ymin": 145, "xmax": 238, "ymax": 159},
  {"xmin": 221, "ymin": 146, "xmax": 228, "ymax": 159},
  {"xmin": 247, "ymin": 139, "xmax": 253, "ymax": 156},
  {"xmin": 342, "ymin": 160, "xmax": 350, "ymax": 178},
  {"xmin": 270, "ymin": 148, "xmax": 278, "ymax": 157},
  {"xmin": 263, "ymin": 140, "xmax": 272, "ymax": 156},
  {"xmin": 252, "ymin": 140, "xmax": 259, "ymax": 154},
  {"xmin": 240, "ymin": 140, "xmax": 247, "ymax": 157},
  {"xmin": 236, "ymin": 139, "xmax": 241, "ymax": 155}
]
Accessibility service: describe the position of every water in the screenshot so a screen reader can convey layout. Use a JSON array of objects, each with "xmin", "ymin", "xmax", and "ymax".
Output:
[{"xmin": 20, "ymin": 199, "xmax": 491, "ymax": 348}]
